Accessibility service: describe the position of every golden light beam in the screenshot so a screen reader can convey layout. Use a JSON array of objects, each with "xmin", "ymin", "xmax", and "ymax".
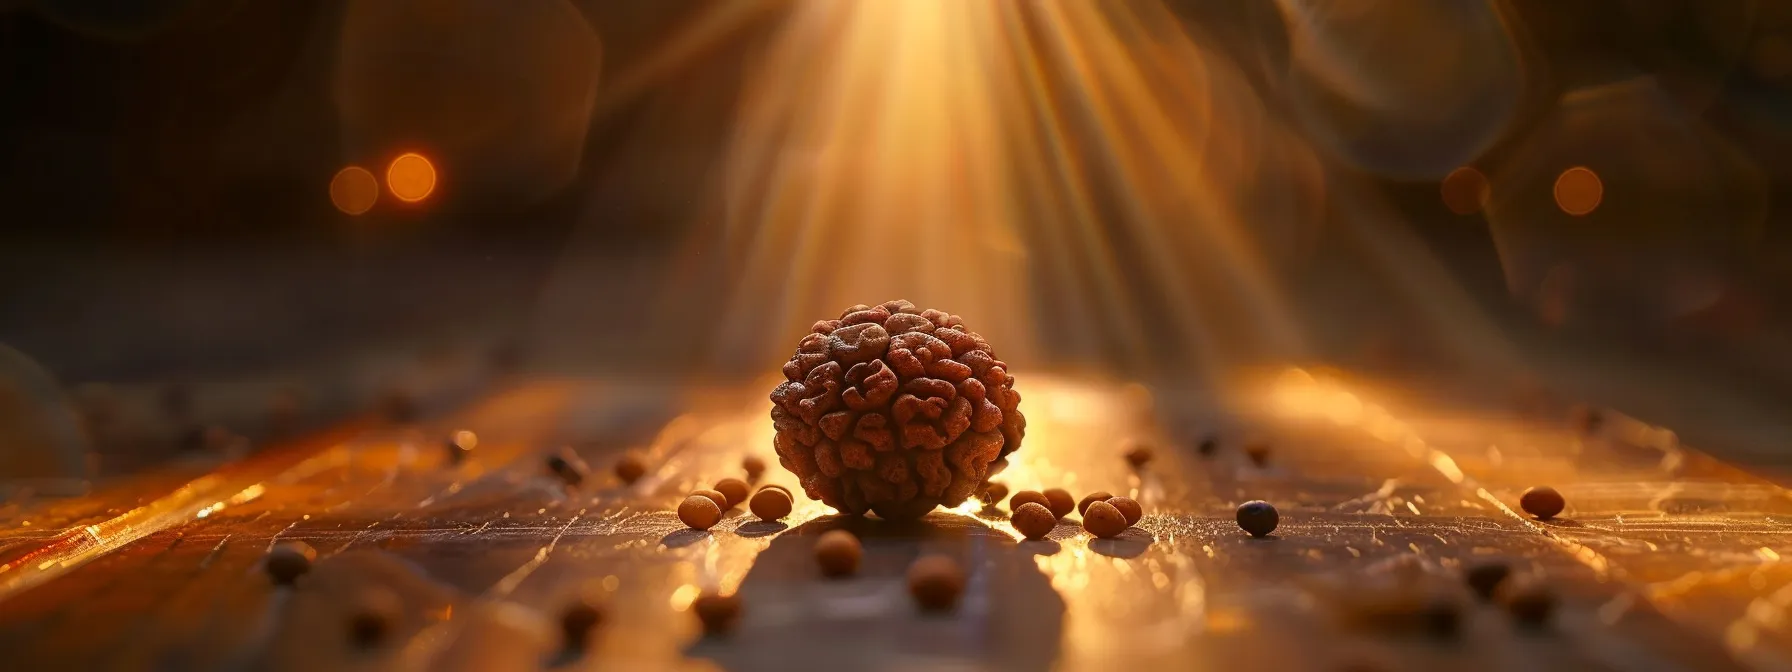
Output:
[
  {"xmin": 704, "ymin": 0, "xmax": 1323, "ymax": 377},
  {"xmin": 715, "ymin": 0, "xmax": 1034, "ymax": 361},
  {"xmin": 1027, "ymin": 0, "xmax": 1316, "ymax": 369}
]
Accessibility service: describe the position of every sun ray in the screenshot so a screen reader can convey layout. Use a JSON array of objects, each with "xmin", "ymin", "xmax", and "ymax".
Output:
[{"xmin": 689, "ymin": 0, "xmax": 1334, "ymax": 383}]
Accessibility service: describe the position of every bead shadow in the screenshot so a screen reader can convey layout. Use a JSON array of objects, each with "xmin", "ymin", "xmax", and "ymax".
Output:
[
  {"xmin": 1088, "ymin": 528, "xmax": 1154, "ymax": 559},
  {"xmin": 689, "ymin": 512, "xmax": 1062, "ymax": 672},
  {"xmin": 734, "ymin": 521, "xmax": 788, "ymax": 538},
  {"xmin": 660, "ymin": 529, "xmax": 711, "ymax": 549}
]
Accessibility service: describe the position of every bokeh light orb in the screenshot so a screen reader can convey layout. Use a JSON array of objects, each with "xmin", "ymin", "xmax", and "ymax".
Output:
[
  {"xmin": 1552, "ymin": 167, "xmax": 1603, "ymax": 216},
  {"xmin": 1440, "ymin": 166, "xmax": 1490, "ymax": 215},
  {"xmin": 385, "ymin": 153, "xmax": 437, "ymax": 203},
  {"xmin": 329, "ymin": 166, "xmax": 380, "ymax": 215},
  {"xmin": 1485, "ymin": 76, "xmax": 1767, "ymax": 325},
  {"xmin": 336, "ymin": 0, "xmax": 602, "ymax": 206},
  {"xmin": 1276, "ymin": 0, "xmax": 1530, "ymax": 179}
]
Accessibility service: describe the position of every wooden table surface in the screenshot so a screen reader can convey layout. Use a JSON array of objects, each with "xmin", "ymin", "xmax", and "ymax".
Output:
[{"xmin": 1, "ymin": 370, "xmax": 1789, "ymax": 671}]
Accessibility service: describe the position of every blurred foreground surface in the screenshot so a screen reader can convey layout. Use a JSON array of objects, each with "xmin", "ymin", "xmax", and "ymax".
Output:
[{"xmin": 1, "ymin": 371, "xmax": 1789, "ymax": 671}]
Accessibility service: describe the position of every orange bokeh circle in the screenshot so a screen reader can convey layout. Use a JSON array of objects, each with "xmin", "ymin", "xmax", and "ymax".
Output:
[{"xmin": 386, "ymin": 152, "xmax": 437, "ymax": 203}]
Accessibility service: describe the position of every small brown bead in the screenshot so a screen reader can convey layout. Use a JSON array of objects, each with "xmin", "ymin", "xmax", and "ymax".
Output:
[
  {"xmin": 1076, "ymin": 491, "xmax": 1113, "ymax": 516},
  {"xmin": 347, "ymin": 587, "xmax": 400, "ymax": 649},
  {"xmin": 547, "ymin": 453, "xmax": 586, "ymax": 487},
  {"xmin": 691, "ymin": 489, "xmax": 729, "ymax": 511},
  {"xmin": 1010, "ymin": 502, "xmax": 1057, "ymax": 540},
  {"xmin": 979, "ymin": 482, "xmax": 1010, "ymax": 507},
  {"xmin": 1082, "ymin": 500, "xmax": 1128, "ymax": 538},
  {"xmin": 1124, "ymin": 443, "xmax": 1153, "ymax": 468},
  {"xmin": 1009, "ymin": 490, "xmax": 1050, "ymax": 513},
  {"xmin": 1464, "ymin": 562, "xmax": 1512, "ymax": 602},
  {"xmin": 614, "ymin": 454, "xmax": 646, "ymax": 484},
  {"xmin": 1042, "ymin": 488, "xmax": 1075, "ymax": 518},
  {"xmin": 714, "ymin": 478, "xmax": 751, "ymax": 509},
  {"xmin": 815, "ymin": 530, "xmax": 862, "ymax": 578},
  {"xmin": 1569, "ymin": 404, "xmax": 1603, "ymax": 436},
  {"xmin": 1196, "ymin": 435, "xmax": 1219, "ymax": 457},
  {"xmin": 1519, "ymin": 486, "xmax": 1565, "ymax": 520},
  {"xmin": 759, "ymin": 484, "xmax": 792, "ymax": 498},
  {"xmin": 742, "ymin": 455, "xmax": 767, "ymax": 482},
  {"xmin": 907, "ymin": 555, "xmax": 965, "ymax": 612},
  {"xmin": 749, "ymin": 487, "xmax": 793, "ymax": 521},
  {"xmin": 692, "ymin": 592, "xmax": 741, "ymax": 636},
  {"xmin": 1245, "ymin": 442, "xmax": 1271, "ymax": 468},
  {"xmin": 265, "ymin": 541, "xmax": 316, "ymax": 586},
  {"xmin": 1106, "ymin": 496, "xmax": 1143, "ymax": 526},
  {"xmin": 1236, "ymin": 500, "xmax": 1278, "ymax": 537},
  {"xmin": 678, "ymin": 495, "xmax": 722, "ymax": 530},
  {"xmin": 1500, "ymin": 581, "xmax": 1556, "ymax": 627},
  {"xmin": 560, "ymin": 594, "xmax": 604, "ymax": 652},
  {"xmin": 445, "ymin": 430, "xmax": 476, "ymax": 465}
]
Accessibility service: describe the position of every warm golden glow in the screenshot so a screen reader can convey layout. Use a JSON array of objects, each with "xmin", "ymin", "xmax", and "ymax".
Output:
[
  {"xmin": 386, "ymin": 152, "xmax": 438, "ymax": 203},
  {"xmin": 1554, "ymin": 166, "xmax": 1603, "ymax": 216},
  {"xmin": 329, "ymin": 166, "xmax": 380, "ymax": 215},
  {"xmin": 707, "ymin": 0, "xmax": 1318, "ymax": 370}
]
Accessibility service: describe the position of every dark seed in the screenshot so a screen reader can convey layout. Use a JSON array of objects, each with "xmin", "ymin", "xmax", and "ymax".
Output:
[
  {"xmin": 1245, "ymin": 442, "xmax": 1271, "ymax": 468},
  {"xmin": 759, "ymin": 484, "xmax": 793, "ymax": 498},
  {"xmin": 750, "ymin": 487, "xmax": 793, "ymax": 521},
  {"xmin": 1076, "ymin": 491, "xmax": 1113, "ymax": 517},
  {"xmin": 548, "ymin": 454, "xmax": 585, "ymax": 487},
  {"xmin": 693, "ymin": 592, "xmax": 741, "ymax": 636},
  {"xmin": 1464, "ymin": 562, "xmax": 1512, "ymax": 601},
  {"xmin": 1236, "ymin": 500, "xmax": 1278, "ymax": 537},
  {"xmin": 1042, "ymin": 488, "xmax": 1075, "ymax": 518},
  {"xmin": 815, "ymin": 530, "xmax": 862, "ymax": 578},
  {"xmin": 1082, "ymin": 501, "xmax": 1128, "ymax": 539},
  {"xmin": 1009, "ymin": 490, "xmax": 1050, "ymax": 514},
  {"xmin": 348, "ymin": 589, "xmax": 400, "ymax": 649},
  {"xmin": 1010, "ymin": 502, "xmax": 1057, "ymax": 540},
  {"xmin": 678, "ymin": 495, "xmax": 723, "ymax": 530},
  {"xmin": 1196, "ymin": 436, "xmax": 1219, "ymax": 457},
  {"xmin": 445, "ymin": 430, "xmax": 476, "ymax": 465},
  {"xmin": 713, "ymin": 478, "xmax": 751, "ymax": 509},
  {"xmin": 1501, "ymin": 581, "xmax": 1556, "ymax": 628},
  {"xmin": 1570, "ymin": 405, "xmax": 1602, "ymax": 436},
  {"xmin": 1106, "ymin": 496, "xmax": 1143, "ymax": 526},
  {"xmin": 1123, "ymin": 444, "xmax": 1153, "ymax": 468},
  {"xmin": 265, "ymin": 541, "xmax": 316, "ymax": 586},
  {"xmin": 614, "ymin": 454, "xmax": 646, "ymax": 484},
  {"xmin": 349, "ymin": 611, "xmax": 389, "ymax": 649},
  {"xmin": 1519, "ymin": 486, "xmax": 1565, "ymax": 520},
  {"xmin": 560, "ymin": 592, "xmax": 604, "ymax": 652},
  {"xmin": 907, "ymin": 555, "xmax": 965, "ymax": 612}
]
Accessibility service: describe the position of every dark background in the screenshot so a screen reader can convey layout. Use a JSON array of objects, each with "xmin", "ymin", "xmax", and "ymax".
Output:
[{"xmin": 3, "ymin": 0, "xmax": 1792, "ymax": 473}]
